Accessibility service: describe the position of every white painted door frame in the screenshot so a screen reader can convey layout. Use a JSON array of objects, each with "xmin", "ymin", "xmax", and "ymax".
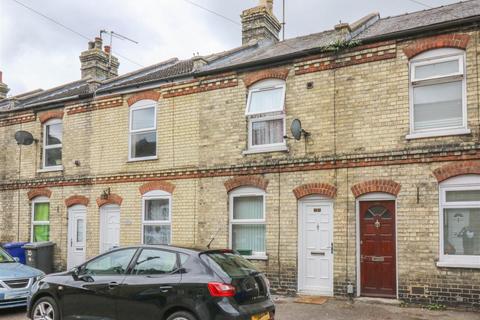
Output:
[
  {"xmin": 67, "ymin": 205, "xmax": 87, "ymax": 270},
  {"xmin": 99, "ymin": 204, "xmax": 121, "ymax": 254},
  {"xmin": 355, "ymin": 192, "xmax": 398, "ymax": 298},
  {"xmin": 297, "ymin": 196, "xmax": 334, "ymax": 296}
]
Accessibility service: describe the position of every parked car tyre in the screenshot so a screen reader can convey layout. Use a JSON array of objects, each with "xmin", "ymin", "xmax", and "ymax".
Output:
[
  {"xmin": 166, "ymin": 311, "xmax": 197, "ymax": 320},
  {"xmin": 32, "ymin": 296, "xmax": 59, "ymax": 320}
]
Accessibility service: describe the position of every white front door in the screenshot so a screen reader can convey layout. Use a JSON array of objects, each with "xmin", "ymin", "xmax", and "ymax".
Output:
[
  {"xmin": 99, "ymin": 205, "xmax": 120, "ymax": 253},
  {"xmin": 298, "ymin": 199, "xmax": 334, "ymax": 295},
  {"xmin": 67, "ymin": 205, "xmax": 87, "ymax": 270}
]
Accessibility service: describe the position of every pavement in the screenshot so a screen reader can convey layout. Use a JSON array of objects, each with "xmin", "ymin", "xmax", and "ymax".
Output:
[{"xmin": 0, "ymin": 297, "xmax": 478, "ymax": 320}]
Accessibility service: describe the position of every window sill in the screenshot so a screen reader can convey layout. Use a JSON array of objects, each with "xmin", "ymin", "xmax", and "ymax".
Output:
[
  {"xmin": 127, "ymin": 156, "xmax": 158, "ymax": 163},
  {"xmin": 406, "ymin": 128, "xmax": 471, "ymax": 140},
  {"xmin": 37, "ymin": 166, "xmax": 63, "ymax": 173},
  {"xmin": 436, "ymin": 261, "xmax": 480, "ymax": 269},
  {"xmin": 242, "ymin": 255, "xmax": 268, "ymax": 261},
  {"xmin": 243, "ymin": 145, "xmax": 288, "ymax": 155}
]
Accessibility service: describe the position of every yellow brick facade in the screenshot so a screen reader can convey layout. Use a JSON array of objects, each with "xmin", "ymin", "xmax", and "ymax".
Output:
[{"xmin": 1, "ymin": 29, "xmax": 480, "ymax": 307}]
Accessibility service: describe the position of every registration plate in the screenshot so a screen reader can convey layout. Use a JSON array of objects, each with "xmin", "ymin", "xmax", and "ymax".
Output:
[
  {"xmin": 4, "ymin": 291, "xmax": 29, "ymax": 300},
  {"xmin": 251, "ymin": 312, "xmax": 270, "ymax": 320}
]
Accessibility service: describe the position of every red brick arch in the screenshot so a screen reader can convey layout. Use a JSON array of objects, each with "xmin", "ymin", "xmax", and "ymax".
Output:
[
  {"xmin": 127, "ymin": 90, "xmax": 161, "ymax": 107},
  {"xmin": 403, "ymin": 34, "xmax": 470, "ymax": 59},
  {"xmin": 433, "ymin": 161, "xmax": 480, "ymax": 182},
  {"xmin": 65, "ymin": 195, "xmax": 89, "ymax": 207},
  {"xmin": 39, "ymin": 110, "xmax": 64, "ymax": 124},
  {"xmin": 243, "ymin": 67, "xmax": 289, "ymax": 87},
  {"xmin": 293, "ymin": 183, "xmax": 337, "ymax": 199},
  {"xmin": 27, "ymin": 188, "xmax": 52, "ymax": 200},
  {"xmin": 351, "ymin": 179, "xmax": 401, "ymax": 198},
  {"xmin": 139, "ymin": 181, "xmax": 175, "ymax": 195},
  {"xmin": 96, "ymin": 193, "xmax": 123, "ymax": 207},
  {"xmin": 224, "ymin": 175, "xmax": 269, "ymax": 192}
]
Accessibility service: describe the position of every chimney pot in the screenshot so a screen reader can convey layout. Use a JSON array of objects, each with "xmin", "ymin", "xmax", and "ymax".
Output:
[
  {"xmin": 94, "ymin": 37, "xmax": 103, "ymax": 49},
  {"xmin": 104, "ymin": 45, "xmax": 111, "ymax": 54},
  {"xmin": 0, "ymin": 71, "xmax": 3, "ymax": 83},
  {"xmin": 88, "ymin": 41, "xmax": 95, "ymax": 49}
]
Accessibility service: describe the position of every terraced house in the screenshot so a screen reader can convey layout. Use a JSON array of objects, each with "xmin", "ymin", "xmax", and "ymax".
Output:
[{"xmin": 1, "ymin": 0, "xmax": 480, "ymax": 308}]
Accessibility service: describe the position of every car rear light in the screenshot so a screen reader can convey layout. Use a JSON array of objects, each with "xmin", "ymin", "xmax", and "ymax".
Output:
[{"xmin": 208, "ymin": 282, "xmax": 236, "ymax": 297}]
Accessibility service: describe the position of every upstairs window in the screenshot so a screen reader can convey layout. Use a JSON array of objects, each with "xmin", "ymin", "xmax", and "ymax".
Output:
[
  {"xmin": 408, "ymin": 48, "xmax": 468, "ymax": 139},
  {"xmin": 245, "ymin": 79, "xmax": 286, "ymax": 153},
  {"xmin": 43, "ymin": 119, "xmax": 63, "ymax": 170},
  {"xmin": 129, "ymin": 100, "xmax": 157, "ymax": 161}
]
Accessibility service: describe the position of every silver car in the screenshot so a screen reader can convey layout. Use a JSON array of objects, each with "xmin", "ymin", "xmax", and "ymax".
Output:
[{"xmin": 0, "ymin": 247, "xmax": 44, "ymax": 309}]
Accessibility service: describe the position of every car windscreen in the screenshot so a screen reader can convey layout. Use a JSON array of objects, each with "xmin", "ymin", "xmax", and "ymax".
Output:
[
  {"xmin": 0, "ymin": 248, "xmax": 14, "ymax": 263},
  {"xmin": 203, "ymin": 251, "xmax": 259, "ymax": 278}
]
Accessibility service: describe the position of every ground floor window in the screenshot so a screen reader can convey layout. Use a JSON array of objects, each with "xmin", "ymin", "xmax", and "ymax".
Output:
[
  {"xmin": 142, "ymin": 190, "xmax": 171, "ymax": 245},
  {"xmin": 439, "ymin": 175, "xmax": 480, "ymax": 267},
  {"xmin": 229, "ymin": 187, "xmax": 266, "ymax": 258},
  {"xmin": 31, "ymin": 197, "xmax": 50, "ymax": 242}
]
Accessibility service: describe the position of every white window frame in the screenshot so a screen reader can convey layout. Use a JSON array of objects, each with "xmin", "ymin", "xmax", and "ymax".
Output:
[
  {"xmin": 229, "ymin": 187, "xmax": 267, "ymax": 260},
  {"xmin": 42, "ymin": 119, "xmax": 63, "ymax": 171},
  {"xmin": 245, "ymin": 79, "xmax": 287, "ymax": 154},
  {"xmin": 128, "ymin": 100, "xmax": 158, "ymax": 161},
  {"xmin": 438, "ymin": 175, "xmax": 480, "ymax": 268},
  {"xmin": 141, "ymin": 190, "xmax": 172, "ymax": 245},
  {"xmin": 30, "ymin": 196, "xmax": 50, "ymax": 242},
  {"xmin": 407, "ymin": 48, "xmax": 469, "ymax": 139}
]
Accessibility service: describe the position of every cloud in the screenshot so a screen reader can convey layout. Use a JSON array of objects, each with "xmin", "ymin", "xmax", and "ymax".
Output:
[{"xmin": 0, "ymin": 0, "xmax": 460, "ymax": 96}]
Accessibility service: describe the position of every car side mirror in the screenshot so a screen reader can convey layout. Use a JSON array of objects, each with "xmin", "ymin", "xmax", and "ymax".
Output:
[
  {"xmin": 175, "ymin": 267, "xmax": 187, "ymax": 274},
  {"xmin": 13, "ymin": 257, "xmax": 20, "ymax": 262}
]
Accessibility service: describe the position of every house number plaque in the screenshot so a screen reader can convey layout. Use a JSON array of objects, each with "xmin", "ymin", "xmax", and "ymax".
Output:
[{"xmin": 313, "ymin": 208, "xmax": 322, "ymax": 213}]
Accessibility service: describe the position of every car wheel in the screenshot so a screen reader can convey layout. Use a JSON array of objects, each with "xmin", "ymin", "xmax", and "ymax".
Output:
[
  {"xmin": 32, "ymin": 296, "xmax": 59, "ymax": 320},
  {"xmin": 166, "ymin": 311, "xmax": 197, "ymax": 320}
]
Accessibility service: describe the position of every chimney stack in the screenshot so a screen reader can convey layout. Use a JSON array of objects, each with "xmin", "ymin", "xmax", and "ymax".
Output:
[
  {"xmin": 0, "ymin": 71, "xmax": 10, "ymax": 100},
  {"xmin": 79, "ymin": 37, "xmax": 119, "ymax": 81},
  {"xmin": 241, "ymin": 0, "xmax": 281, "ymax": 45}
]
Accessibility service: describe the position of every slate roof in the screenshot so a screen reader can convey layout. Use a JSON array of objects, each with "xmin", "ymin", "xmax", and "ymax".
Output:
[
  {"xmin": 0, "ymin": 79, "xmax": 89, "ymax": 111},
  {"xmin": 357, "ymin": 0, "xmax": 480, "ymax": 39},
  {"xmin": 1, "ymin": 0, "xmax": 479, "ymax": 112}
]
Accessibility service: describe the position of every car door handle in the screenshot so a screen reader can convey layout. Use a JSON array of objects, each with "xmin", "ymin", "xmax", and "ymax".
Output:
[
  {"xmin": 108, "ymin": 282, "xmax": 119, "ymax": 289},
  {"xmin": 159, "ymin": 286, "xmax": 173, "ymax": 292}
]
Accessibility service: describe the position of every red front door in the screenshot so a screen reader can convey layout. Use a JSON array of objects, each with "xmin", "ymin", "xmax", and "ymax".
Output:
[{"xmin": 360, "ymin": 200, "xmax": 396, "ymax": 298}]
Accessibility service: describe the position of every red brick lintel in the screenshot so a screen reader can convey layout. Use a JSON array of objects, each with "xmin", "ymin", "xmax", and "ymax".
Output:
[
  {"xmin": 3, "ymin": 151, "xmax": 480, "ymax": 192},
  {"xmin": 433, "ymin": 161, "xmax": 480, "ymax": 182},
  {"xmin": 351, "ymin": 179, "xmax": 401, "ymax": 198},
  {"xmin": 293, "ymin": 183, "xmax": 337, "ymax": 199},
  {"xmin": 403, "ymin": 34, "xmax": 470, "ymax": 59}
]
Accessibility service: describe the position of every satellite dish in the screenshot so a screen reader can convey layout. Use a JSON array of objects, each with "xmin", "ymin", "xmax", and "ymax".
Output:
[
  {"xmin": 14, "ymin": 130, "xmax": 34, "ymax": 145},
  {"xmin": 291, "ymin": 119, "xmax": 303, "ymax": 140}
]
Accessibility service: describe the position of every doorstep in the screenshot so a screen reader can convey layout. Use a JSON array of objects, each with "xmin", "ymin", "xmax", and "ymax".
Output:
[{"xmin": 355, "ymin": 297, "xmax": 402, "ymax": 306}]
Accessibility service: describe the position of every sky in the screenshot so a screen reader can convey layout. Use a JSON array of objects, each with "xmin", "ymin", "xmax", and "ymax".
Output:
[{"xmin": 0, "ymin": 0, "xmax": 462, "ymax": 96}]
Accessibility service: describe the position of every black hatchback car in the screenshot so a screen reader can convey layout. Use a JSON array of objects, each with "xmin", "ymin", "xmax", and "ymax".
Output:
[{"xmin": 27, "ymin": 245, "xmax": 274, "ymax": 320}]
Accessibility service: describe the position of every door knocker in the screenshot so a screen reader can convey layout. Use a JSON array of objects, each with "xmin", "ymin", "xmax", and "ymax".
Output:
[{"xmin": 374, "ymin": 220, "xmax": 381, "ymax": 229}]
